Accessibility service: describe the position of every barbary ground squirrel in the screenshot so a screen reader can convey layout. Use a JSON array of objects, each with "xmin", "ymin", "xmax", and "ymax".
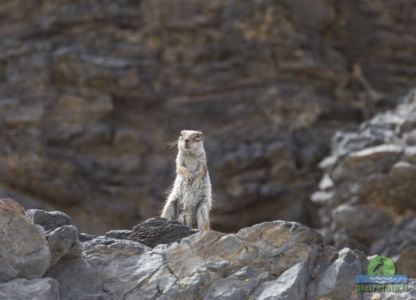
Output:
[{"xmin": 161, "ymin": 130, "xmax": 212, "ymax": 230}]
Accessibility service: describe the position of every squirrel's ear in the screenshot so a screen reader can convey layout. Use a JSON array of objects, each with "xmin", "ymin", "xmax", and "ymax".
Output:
[{"xmin": 199, "ymin": 132, "xmax": 204, "ymax": 141}]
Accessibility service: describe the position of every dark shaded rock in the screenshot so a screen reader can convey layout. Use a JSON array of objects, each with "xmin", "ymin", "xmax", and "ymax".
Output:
[
  {"xmin": 0, "ymin": 278, "xmax": 59, "ymax": 300},
  {"xmin": 78, "ymin": 233, "xmax": 97, "ymax": 242},
  {"xmin": 127, "ymin": 217, "xmax": 197, "ymax": 248},
  {"xmin": 46, "ymin": 257, "xmax": 110, "ymax": 300},
  {"xmin": 105, "ymin": 229, "xmax": 132, "ymax": 240},
  {"xmin": 26, "ymin": 209, "xmax": 74, "ymax": 232}
]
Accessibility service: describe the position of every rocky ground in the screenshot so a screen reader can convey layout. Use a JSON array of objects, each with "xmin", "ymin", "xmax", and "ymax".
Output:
[
  {"xmin": 0, "ymin": 199, "xmax": 394, "ymax": 300},
  {"xmin": 1, "ymin": 0, "xmax": 416, "ymax": 233},
  {"xmin": 313, "ymin": 89, "xmax": 416, "ymax": 278},
  {"xmin": 1, "ymin": 197, "xmax": 415, "ymax": 300}
]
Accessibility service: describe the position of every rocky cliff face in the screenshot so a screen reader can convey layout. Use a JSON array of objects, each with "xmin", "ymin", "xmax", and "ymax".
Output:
[
  {"xmin": 313, "ymin": 89, "xmax": 416, "ymax": 277},
  {"xmin": 1, "ymin": 0, "xmax": 416, "ymax": 233}
]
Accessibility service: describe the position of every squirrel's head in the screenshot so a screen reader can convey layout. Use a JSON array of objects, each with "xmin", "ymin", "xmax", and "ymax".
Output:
[{"xmin": 178, "ymin": 130, "xmax": 204, "ymax": 155}]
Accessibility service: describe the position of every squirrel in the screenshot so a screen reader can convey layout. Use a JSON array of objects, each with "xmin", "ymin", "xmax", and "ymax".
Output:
[{"xmin": 161, "ymin": 130, "xmax": 212, "ymax": 231}]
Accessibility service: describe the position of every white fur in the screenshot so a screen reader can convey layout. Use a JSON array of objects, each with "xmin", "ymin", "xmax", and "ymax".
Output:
[{"xmin": 161, "ymin": 130, "xmax": 212, "ymax": 230}]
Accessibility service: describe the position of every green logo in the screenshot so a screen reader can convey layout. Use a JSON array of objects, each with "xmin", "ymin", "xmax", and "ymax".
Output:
[{"xmin": 368, "ymin": 256, "xmax": 396, "ymax": 276}]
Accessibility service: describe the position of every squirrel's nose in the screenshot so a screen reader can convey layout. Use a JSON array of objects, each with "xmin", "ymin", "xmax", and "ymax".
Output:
[{"xmin": 185, "ymin": 139, "xmax": 190, "ymax": 143}]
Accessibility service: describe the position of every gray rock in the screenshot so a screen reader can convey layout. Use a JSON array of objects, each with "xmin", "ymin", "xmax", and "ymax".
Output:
[
  {"xmin": 6, "ymin": 201, "xmax": 403, "ymax": 300},
  {"xmin": 0, "ymin": 198, "xmax": 50, "ymax": 280},
  {"xmin": 47, "ymin": 225, "xmax": 82, "ymax": 267},
  {"xmin": 0, "ymin": 278, "xmax": 59, "ymax": 300},
  {"xmin": 48, "ymin": 238, "xmax": 153, "ymax": 300},
  {"xmin": 332, "ymin": 204, "xmax": 394, "ymax": 244},
  {"xmin": 0, "ymin": 256, "xmax": 18, "ymax": 283},
  {"xmin": 83, "ymin": 236, "xmax": 151, "ymax": 253},
  {"xmin": 308, "ymin": 248, "xmax": 366, "ymax": 300},
  {"xmin": 253, "ymin": 262, "xmax": 309, "ymax": 300},
  {"xmin": 26, "ymin": 209, "xmax": 74, "ymax": 232},
  {"xmin": 105, "ymin": 229, "xmax": 132, "ymax": 240},
  {"xmin": 205, "ymin": 267, "xmax": 270, "ymax": 300},
  {"xmin": 46, "ymin": 257, "xmax": 110, "ymax": 300}
]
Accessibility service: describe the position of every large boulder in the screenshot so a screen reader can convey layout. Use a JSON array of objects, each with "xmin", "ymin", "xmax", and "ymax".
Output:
[{"xmin": 0, "ymin": 198, "xmax": 50, "ymax": 281}]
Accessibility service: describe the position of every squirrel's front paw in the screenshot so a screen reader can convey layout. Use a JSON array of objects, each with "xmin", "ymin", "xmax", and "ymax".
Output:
[{"xmin": 187, "ymin": 174, "xmax": 195, "ymax": 184}]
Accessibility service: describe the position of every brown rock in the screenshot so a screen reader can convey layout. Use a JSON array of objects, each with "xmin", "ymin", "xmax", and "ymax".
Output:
[{"xmin": 0, "ymin": 198, "xmax": 50, "ymax": 280}]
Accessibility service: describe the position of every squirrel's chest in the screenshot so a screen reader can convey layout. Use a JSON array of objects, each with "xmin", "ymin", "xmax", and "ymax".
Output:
[{"xmin": 183, "ymin": 159, "xmax": 200, "ymax": 173}]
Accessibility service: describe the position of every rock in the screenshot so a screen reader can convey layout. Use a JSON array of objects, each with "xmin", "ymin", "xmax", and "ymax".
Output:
[
  {"xmin": 26, "ymin": 209, "xmax": 74, "ymax": 232},
  {"xmin": 0, "ymin": 256, "xmax": 18, "ymax": 283},
  {"xmin": 78, "ymin": 233, "xmax": 97, "ymax": 242},
  {"xmin": 47, "ymin": 219, "xmax": 368, "ymax": 299},
  {"xmin": 0, "ymin": 278, "xmax": 59, "ymax": 300},
  {"xmin": 253, "ymin": 262, "xmax": 309, "ymax": 300},
  {"xmin": 0, "ymin": 198, "xmax": 50, "ymax": 280},
  {"xmin": 127, "ymin": 217, "xmax": 197, "ymax": 247},
  {"xmin": 308, "ymin": 248, "xmax": 366, "ymax": 300},
  {"xmin": 370, "ymin": 217, "xmax": 416, "ymax": 278},
  {"xmin": 48, "ymin": 237, "xmax": 153, "ymax": 300},
  {"xmin": 4, "ymin": 201, "xmax": 414, "ymax": 299},
  {"xmin": 205, "ymin": 266, "xmax": 270, "ymax": 300},
  {"xmin": 314, "ymin": 90, "xmax": 416, "ymax": 260},
  {"xmin": 47, "ymin": 225, "xmax": 82, "ymax": 267},
  {"xmin": 25, "ymin": 210, "xmax": 82, "ymax": 268},
  {"xmin": 0, "ymin": 0, "xmax": 415, "ymax": 233},
  {"xmin": 395, "ymin": 246, "xmax": 416, "ymax": 278},
  {"xmin": 82, "ymin": 236, "xmax": 151, "ymax": 252},
  {"xmin": 332, "ymin": 204, "xmax": 394, "ymax": 245},
  {"xmin": 105, "ymin": 229, "xmax": 132, "ymax": 240}
]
